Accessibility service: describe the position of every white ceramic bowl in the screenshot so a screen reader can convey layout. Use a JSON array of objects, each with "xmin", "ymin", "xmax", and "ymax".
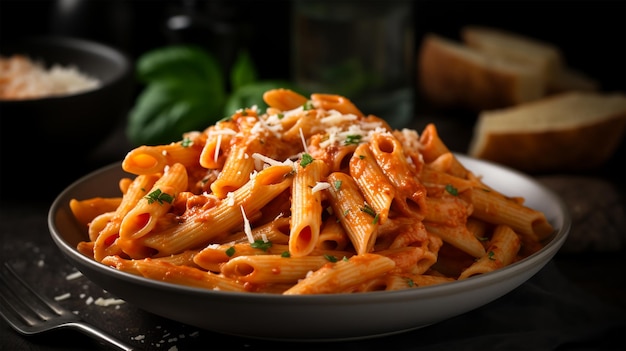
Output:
[{"xmin": 48, "ymin": 154, "xmax": 570, "ymax": 341}]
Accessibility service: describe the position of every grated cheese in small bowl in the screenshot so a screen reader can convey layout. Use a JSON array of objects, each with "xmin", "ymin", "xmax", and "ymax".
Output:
[{"xmin": 0, "ymin": 54, "xmax": 101, "ymax": 100}]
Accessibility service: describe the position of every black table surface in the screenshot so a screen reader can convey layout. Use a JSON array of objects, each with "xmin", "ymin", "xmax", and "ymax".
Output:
[{"xmin": 1, "ymin": 110, "xmax": 625, "ymax": 351}]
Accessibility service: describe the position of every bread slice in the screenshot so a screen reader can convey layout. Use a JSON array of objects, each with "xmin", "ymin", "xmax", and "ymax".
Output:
[
  {"xmin": 461, "ymin": 25, "xmax": 563, "ymax": 86},
  {"xmin": 418, "ymin": 33, "xmax": 546, "ymax": 111},
  {"xmin": 468, "ymin": 92, "xmax": 626, "ymax": 172},
  {"xmin": 461, "ymin": 25, "xmax": 599, "ymax": 95}
]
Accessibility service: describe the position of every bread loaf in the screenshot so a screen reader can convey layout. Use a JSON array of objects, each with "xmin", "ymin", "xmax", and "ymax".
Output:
[
  {"xmin": 461, "ymin": 25, "xmax": 599, "ymax": 94},
  {"xmin": 461, "ymin": 26, "xmax": 563, "ymax": 86},
  {"xmin": 468, "ymin": 91, "xmax": 626, "ymax": 172},
  {"xmin": 417, "ymin": 33, "xmax": 546, "ymax": 111}
]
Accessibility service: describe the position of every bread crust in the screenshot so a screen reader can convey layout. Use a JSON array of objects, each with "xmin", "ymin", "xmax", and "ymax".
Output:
[
  {"xmin": 469, "ymin": 94, "xmax": 626, "ymax": 172},
  {"xmin": 461, "ymin": 25, "xmax": 563, "ymax": 82},
  {"xmin": 418, "ymin": 34, "xmax": 544, "ymax": 111}
]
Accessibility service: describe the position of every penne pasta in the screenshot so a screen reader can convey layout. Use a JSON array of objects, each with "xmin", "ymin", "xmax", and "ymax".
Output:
[
  {"xmin": 349, "ymin": 143, "xmax": 395, "ymax": 224},
  {"xmin": 102, "ymin": 255, "xmax": 247, "ymax": 292},
  {"xmin": 326, "ymin": 172, "xmax": 379, "ymax": 255},
  {"xmin": 221, "ymin": 255, "xmax": 330, "ymax": 284},
  {"xmin": 122, "ymin": 131, "xmax": 204, "ymax": 175},
  {"xmin": 70, "ymin": 197, "xmax": 122, "ymax": 228},
  {"xmin": 70, "ymin": 89, "xmax": 554, "ymax": 295},
  {"xmin": 289, "ymin": 159, "xmax": 328, "ymax": 257},
  {"xmin": 119, "ymin": 163, "xmax": 188, "ymax": 241},
  {"xmin": 369, "ymin": 132, "xmax": 427, "ymax": 216},
  {"xmin": 316, "ymin": 215, "xmax": 350, "ymax": 251},
  {"xmin": 283, "ymin": 253, "xmax": 396, "ymax": 294},
  {"xmin": 466, "ymin": 186, "xmax": 554, "ymax": 242},
  {"xmin": 139, "ymin": 164, "xmax": 294, "ymax": 256},
  {"xmin": 458, "ymin": 225, "xmax": 521, "ymax": 279},
  {"xmin": 419, "ymin": 123, "xmax": 468, "ymax": 178},
  {"xmin": 425, "ymin": 222, "xmax": 486, "ymax": 258}
]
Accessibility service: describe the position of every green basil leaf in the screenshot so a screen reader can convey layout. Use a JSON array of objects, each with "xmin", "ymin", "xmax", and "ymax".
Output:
[
  {"xmin": 230, "ymin": 50, "xmax": 258, "ymax": 91},
  {"xmin": 127, "ymin": 81, "xmax": 225, "ymax": 145},
  {"xmin": 137, "ymin": 45, "xmax": 223, "ymax": 88}
]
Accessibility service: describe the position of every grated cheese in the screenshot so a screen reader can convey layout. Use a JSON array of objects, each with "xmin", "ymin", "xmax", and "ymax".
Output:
[
  {"xmin": 320, "ymin": 109, "xmax": 357, "ymax": 124},
  {"xmin": 0, "ymin": 54, "xmax": 101, "ymax": 100},
  {"xmin": 283, "ymin": 105, "xmax": 305, "ymax": 119},
  {"xmin": 251, "ymin": 152, "xmax": 294, "ymax": 169},
  {"xmin": 54, "ymin": 292, "xmax": 71, "ymax": 301},
  {"xmin": 214, "ymin": 134, "xmax": 222, "ymax": 163},
  {"xmin": 226, "ymin": 191, "xmax": 235, "ymax": 206},
  {"xmin": 318, "ymin": 122, "xmax": 382, "ymax": 149},
  {"xmin": 251, "ymin": 115, "xmax": 282, "ymax": 138},
  {"xmin": 66, "ymin": 271, "xmax": 83, "ymax": 280},
  {"xmin": 240, "ymin": 205, "xmax": 254, "ymax": 243},
  {"xmin": 208, "ymin": 128, "xmax": 236, "ymax": 163},
  {"xmin": 299, "ymin": 127, "xmax": 308, "ymax": 152},
  {"xmin": 311, "ymin": 182, "xmax": 331, "ymax": 193},
  {"xmin": 94, "ymin": 297, "xmax": 125, "ymax": 306}
]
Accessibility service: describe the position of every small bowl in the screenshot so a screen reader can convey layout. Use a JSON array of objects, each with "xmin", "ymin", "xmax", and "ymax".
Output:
[
  {"xmin": 0, "ymin": 36, "xmax": 134, "ymax": 197},
  {"xmin": 48, "ymin": 154, "xmax": 570, "ymax": 341}
]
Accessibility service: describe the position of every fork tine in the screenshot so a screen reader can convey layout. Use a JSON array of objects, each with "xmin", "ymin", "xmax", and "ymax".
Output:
[
  {"xmin": 1, "ymin": 262, "xmax": 136, "ymax": 350},
  {"xmin": 0, "ymin": 262, "xmax": 65, "ymax": 324},
  {"xmin": 0, "ymin": 276, "xmax": 41, "ymax": 328},
  {"xmin": 0, "ymin": 262, "xmax": 65, "ymax": 332}
]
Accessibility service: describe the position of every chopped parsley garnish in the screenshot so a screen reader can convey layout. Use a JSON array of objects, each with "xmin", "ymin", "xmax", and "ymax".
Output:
[
  {"xmin": 277, "ymin": 113, "xmax": 284, "ymax": 119},
  {"xmin": 406, "ymin": 278, "xmax": 415, "ymax": 287},
  {"xmin": 344, "ymin": 134, "xmax": 363, "ymax": 145},
  {"xmin": 251, "ymin": 239, "xmax": 272, "ymax": 251},
  {"xmin": 488, "ymin": 251, "xmax": 496, "ymax": 260},
  {"xmin": 445, "ymin": 184, "xmax": 459, "ymax": 196},
  {"xmin": 300, "ymin": 153, "xmax": 314, "ymax": 167},
  {"xmin": 359, "ymin": 203, "xmax": 379, "ymax": 224},
  {"xmin": 281, "ymin": 251, "xmax": 291, "ymax": 258},
  {"xmin": 225, "ymin": 246, "xmax": 236, "ymax": 257},
  {"xmin": 334, "ymin": 180, "xmax": 342, "ymax": 190},
  {"xmin": 181, "ymin": 137, "xmax": 193, "ymax": 148},
  {"xmin": 360, "ymin": 203, "xmax": 377, "ymax": 218},
  {"xmin": 358, "ymin": 154, "xmax": 365, "ymax": 159},
  {"xmin": 324, "ymin": 254, "xmax": 338, "ymax": 262},
  {"xmin": 303, "ymin": 100, "xmax": 314, "ymax": 110},
  {"xmin": 145, "ymin": 189, "xmax": 174, "ymax": 205}
]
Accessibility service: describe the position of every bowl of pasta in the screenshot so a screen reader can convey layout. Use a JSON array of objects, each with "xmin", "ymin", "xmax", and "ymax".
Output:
[{"xmin": 48, "ymin": 89, "xmax": 570, "ymax": 341}]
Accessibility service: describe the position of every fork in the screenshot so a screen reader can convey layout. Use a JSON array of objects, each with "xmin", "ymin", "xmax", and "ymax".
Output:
[{"xmin": 0, "ymin": 262, "xmax": 135, "ymax": 350}]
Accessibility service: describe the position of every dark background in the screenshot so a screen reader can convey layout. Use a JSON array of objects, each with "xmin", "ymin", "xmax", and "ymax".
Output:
[
  {"xmin": 2, "ymin": 0, "xmax": 624, "ymax": 199},
  {"xmin": 5, "ymin": 0, "xmax": 623, "ymax": 190},
  {"xmin": 2, "ymin": 0, "xmax": 625, "ymax": 94}
]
